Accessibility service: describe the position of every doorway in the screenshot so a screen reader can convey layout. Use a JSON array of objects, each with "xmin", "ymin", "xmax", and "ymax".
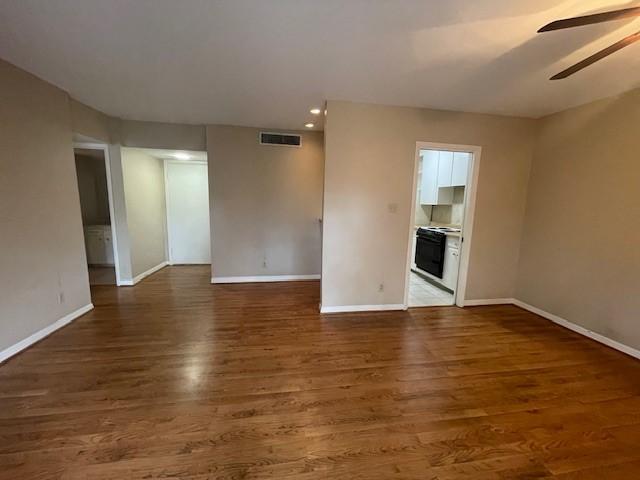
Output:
[
  {"xmin": 117, "ymin": 147, "xmax": 210, "ymax": 284},
  {"xmin": 164, "ymin": 160, "xmax": 211, "ymax": 264},
  {"xmin": 405, "ymin": 142, "xmax": 481, "ymax": 308},
  {"xmin": 73, "ymin": 145, "xmax": 119, "ymax": 286}
]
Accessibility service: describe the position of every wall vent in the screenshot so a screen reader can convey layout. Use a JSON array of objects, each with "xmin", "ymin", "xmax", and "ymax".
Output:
[{"xmin": 259, "ymin": 132, "xmax": 302, "ymax": 147}]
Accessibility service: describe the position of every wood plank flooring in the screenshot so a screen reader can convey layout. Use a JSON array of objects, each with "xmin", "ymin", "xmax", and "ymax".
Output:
[{"xmin": 1, "ymin": 265, "xmax": 640, "ymax": 479}]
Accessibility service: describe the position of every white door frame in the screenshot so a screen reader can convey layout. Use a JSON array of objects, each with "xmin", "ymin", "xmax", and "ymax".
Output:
[
  {"xmin": 404, "ymin": 141, "xmax": 482, "ymax": 308},
  {"xmin": 164, "ymin": 159, "xmax": 209, "ymax": 265},
  {"xmin": 73, "ymin": 142, "xmax": 123, "ymax": 286}
]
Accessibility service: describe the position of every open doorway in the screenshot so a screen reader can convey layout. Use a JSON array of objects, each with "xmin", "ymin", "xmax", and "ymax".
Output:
[
  {"xmin": 119, "ymin": 148, "xmax": 210, "ymax": 282},
  {"xmin": 164, "ymin": 159, "xmax": 211, "ymax": 265},
  {"xmin": 73, "ymin": 146, "xmax": 118, "ymax": 286},
  {"xmin": 405, "ymin": 142, "xmax": 480, "ymax": 308}
]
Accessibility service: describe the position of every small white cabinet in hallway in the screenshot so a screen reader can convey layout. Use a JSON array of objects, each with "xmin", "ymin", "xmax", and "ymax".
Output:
[{"xmin": 84, "ymin": 225, "xmax": 114, "ymax": 266}]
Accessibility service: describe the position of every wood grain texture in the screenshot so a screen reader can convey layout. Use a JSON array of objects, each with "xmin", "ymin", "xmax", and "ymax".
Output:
[{"xmin": 1, "ymin": 266, "xmax": 640, "ymax": 479}]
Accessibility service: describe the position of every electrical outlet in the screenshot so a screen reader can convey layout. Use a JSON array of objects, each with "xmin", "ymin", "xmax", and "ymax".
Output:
[
  {"xmin": 58, "ymin": 292, "xmax": 65, "ymax": 304},
  {"xmin": 262, "ymin": 260, "xmax": 267, "ymax": 268},
  {"xmin": 387, "ymin": 203, "xmax": 398, "ymax": 214},
  {"xmin": 378, "ymin": 283, "xmax": 384, "ymax": 292}
]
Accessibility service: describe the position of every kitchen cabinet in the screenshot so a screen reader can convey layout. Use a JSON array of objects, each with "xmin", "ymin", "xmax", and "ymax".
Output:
[
  {"xmin": 437, "ymin": 151, "xmax": 453, "ymax": 188},
  {"xmin": 419, "ymin": 149, "xmax": 470, "ymax": 205},
  {"xmin": 84, "ymin": 225, "xmax": 114, "ymax": 266},
  {"xmin": 451, "ymin": 152, "xmax": 469, "ymax": 186},
  {"xmin": 442, "ymin": 235, "xmax": 460, "ymax": 290},
  {"xmin": 420, "ymin": 150, "xmax": 453, "ymax": 205}
]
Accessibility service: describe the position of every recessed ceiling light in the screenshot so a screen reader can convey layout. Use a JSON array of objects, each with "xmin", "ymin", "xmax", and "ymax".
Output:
[
  {"xmin": 310, "ymin": 108, "xmax": 321, "ymax": 115},
  {"xmin": 305, "ymin": 123, "xmax": 315, "ymax": 128},
  {"xmin": 174, "ymin": 152, "xmax": 190, "ymax": 160}
]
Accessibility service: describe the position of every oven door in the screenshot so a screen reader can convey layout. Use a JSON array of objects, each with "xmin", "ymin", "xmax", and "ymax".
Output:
[{"xmin": 415, "ymin": 234, "xmax": 445, "ymax": 278}]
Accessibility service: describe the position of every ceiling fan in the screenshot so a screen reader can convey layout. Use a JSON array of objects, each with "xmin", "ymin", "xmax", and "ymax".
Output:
[{"xmin": 538, "ymin": 6, "xmax": 640, "ymax": 80}]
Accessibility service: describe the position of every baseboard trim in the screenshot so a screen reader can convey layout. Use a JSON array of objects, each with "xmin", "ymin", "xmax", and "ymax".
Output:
[
  {"xmin": 211, "ymin": 274, "xmax": 320, "ymax": 284},
  {"xmin": 455, "ymin": 297, "xmax": 640, "ymax": 361},
  {"xmin": 320, "ymin": 304, "xmax": 407, "ymax": 314},
  {"xmin": 121, "ymin": 261, "xmax": 168, "ymax": 286},
  {"xmin": 512, "ymin": 299, "xmax": 640, "ymax": 361},
  {"xmin": 463, "ymin": 298, "xmax": 515, "ymax": 306},
  {"xmin": 0, "ymin": 303, "xmax": 94, "ymax": 364}
]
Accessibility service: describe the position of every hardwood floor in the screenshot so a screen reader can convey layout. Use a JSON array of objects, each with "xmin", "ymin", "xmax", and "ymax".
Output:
[
  {"xmin": 88, "ymin": 266, "xmax": 116, "ymax": 286},
  {"xmin": 1, "ymin": 266, "xmax": 640, "ymax": 479}
]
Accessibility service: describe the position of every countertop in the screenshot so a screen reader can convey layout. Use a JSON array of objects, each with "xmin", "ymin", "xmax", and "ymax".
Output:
[{"xmin": 415, "ymin": 225, "xmax": 461, "ymax": 237}]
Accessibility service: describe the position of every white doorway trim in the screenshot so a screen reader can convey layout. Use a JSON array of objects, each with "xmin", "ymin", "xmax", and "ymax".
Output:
[
  {"xmin": 73, "ymin": 142, "xmax": 123, "ymax": 286},
  {"xmin": 163, "ymin": 159, "xmax": 209, "ymax": 265},
  {"xmin": 404, "ymin": 141, "xmax": 482, "ymax": 308}
]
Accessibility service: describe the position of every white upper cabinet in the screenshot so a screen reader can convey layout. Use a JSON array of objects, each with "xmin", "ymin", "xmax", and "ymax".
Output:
[
  {"xmin": 420, "ymin": 150, "xmax": 453, "ymax": 205},
  {"xmin": 451, "ymin": 152, "xmax": 470, "ymax": 186},
  {"xmin": 419, "ymin": 149, "xmax": 468, "ymax": 205},
  {"xmin": 420, "ymin": 150, "xmax": 439, "ymax": 205},
  {"xmin": 437, "ymin": 151, "xmax": 453, "ymax": 187}
]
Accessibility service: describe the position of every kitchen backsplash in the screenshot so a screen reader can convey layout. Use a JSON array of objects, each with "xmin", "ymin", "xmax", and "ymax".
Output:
[
  {"xmin": 418, "ymin": 186, "xmax": 465, "ymax": 226},
  {"xmin": 415, "ymin": 203, "xmax": 432, "ymax": 225}
]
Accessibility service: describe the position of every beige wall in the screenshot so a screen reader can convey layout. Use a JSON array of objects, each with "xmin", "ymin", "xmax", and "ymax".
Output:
[
  {"xmin": 0, "ymin": 59, "xmax": 91, "ymax": 353},
  {"xmin": 69, "ymin": 98, "xmax": 112, "ymax": 143},
  {"xmin": 207, "ymin": 126, "xmax": 324, "ymax": 279},
  {"xmin": 118, "ymin": 119, "xmax": 206, "ymax": 151},
  {"xmin": 322, "ymin": 100, "xmax": 537, "ymax": 308},
  {"xmin": 104, "ymin": 145, "xmax": 134, "ymax": 281},
  {"xmin": 516, "ymin": 89, "xmax": 640, "ymax": 350},
  {"xmin": 121, "ymin": 148, "xmax": 168, "ymax": 277},
  {"xmin": 68, "ymin": 98, "xmax": 206, "ymax": 152}
]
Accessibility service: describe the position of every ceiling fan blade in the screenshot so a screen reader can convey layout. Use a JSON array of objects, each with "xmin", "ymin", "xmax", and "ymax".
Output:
[
  {"xmin": 538, "ymin": 6, "xmax": 640, "ymax": 32},
  {"xmin": 550, "ymin": 30, "xmax": 640, "ymax": 79}
]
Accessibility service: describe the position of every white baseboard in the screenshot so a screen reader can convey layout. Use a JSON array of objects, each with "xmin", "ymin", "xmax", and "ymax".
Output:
[
  {"xmin": 320, "ymin": 304, "xmax": 407, "ymax": 314},
  {"xmin": 463, "ymin": 298, "xmax": 515, "ymax": 306},
  {"xmin": 512, "ymin": 299, "xmax": 640, "ymax": 361},
  {"xmin": 0, "ymin": 303, "xmax": 94, "ymax": 364},
  {"xmin": 120, "ymin": 261, "xmax": 168, "ymax": 286},
  {"xmin": 448, "ymin": 297, "xmax": 640, "ymax": 361},
  {"xmin": 211, "ymin": 274, "xmax": 320, "ymax": 284}
]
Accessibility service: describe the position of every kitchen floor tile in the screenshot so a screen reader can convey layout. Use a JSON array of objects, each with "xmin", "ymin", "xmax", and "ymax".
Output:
[{"xmin": 408, "ymin": 271, "xmax": 454, "ymax": 307}]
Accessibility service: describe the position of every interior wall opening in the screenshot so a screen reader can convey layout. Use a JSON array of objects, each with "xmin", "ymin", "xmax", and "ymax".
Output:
[
  {"xmin": 120, "ymin": 148, "xmax": 210, "ymax": 284},
  {"xmin": 406, "ymin": 144, "xmax": 476, "ymax": 308},
  {"xmin": 164, "ymin": 156, "xmax": 211, "ymax": 266},
  {"xmin": 74, "ymin": 147, "xmax": 117, "ymax": 287}
]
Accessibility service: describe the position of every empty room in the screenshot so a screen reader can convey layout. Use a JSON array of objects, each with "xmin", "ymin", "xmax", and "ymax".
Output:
[{"xmin": 1, "ymin": 1, "xmax": 639, "ymax": 479}]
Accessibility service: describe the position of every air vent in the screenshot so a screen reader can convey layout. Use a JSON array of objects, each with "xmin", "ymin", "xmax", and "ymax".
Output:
[{"xmin": 259, "ymin": 132, "xmax": 302, "ymax": 147}]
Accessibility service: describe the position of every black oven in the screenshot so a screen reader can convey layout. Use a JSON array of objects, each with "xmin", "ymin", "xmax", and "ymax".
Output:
[{"xmin": 415, "ymin": 228, "xmax": 446, "ymax": 278}]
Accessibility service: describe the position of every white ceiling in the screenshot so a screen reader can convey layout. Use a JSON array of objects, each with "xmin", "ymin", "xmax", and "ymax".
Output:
[{"xmin": 1, "ymin": 0, "xmax": 639, "ymax": 129}]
